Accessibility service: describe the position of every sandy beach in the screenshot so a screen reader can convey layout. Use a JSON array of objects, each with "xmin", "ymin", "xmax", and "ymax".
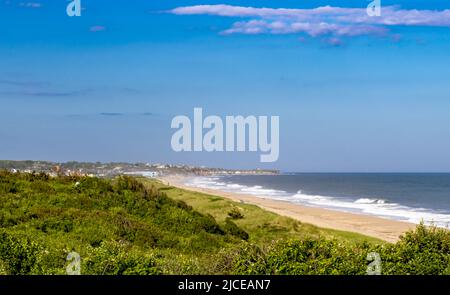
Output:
[{"xmin": 159, "ymin": 175, "xmax": 417, "ymax": 243}]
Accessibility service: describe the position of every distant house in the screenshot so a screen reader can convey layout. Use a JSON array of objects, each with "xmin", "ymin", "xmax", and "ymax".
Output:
[
  {"xmin": 124, "ymin": 171, "xmax": 159, "ymax": 178},
  {"xmin": 142, "ymin": 171, "xmax": 158, "ymax": 178}
]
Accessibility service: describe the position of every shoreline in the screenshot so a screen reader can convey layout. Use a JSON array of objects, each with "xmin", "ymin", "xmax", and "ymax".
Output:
[{"xmin": 158, "ymin": 175, "xmax": 417, "ymax": 243}]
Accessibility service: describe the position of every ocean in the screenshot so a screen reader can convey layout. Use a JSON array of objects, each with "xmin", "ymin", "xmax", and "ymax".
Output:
[{"xmin": 185, "ymin": 173, "xmax": 450, "ymax": 228}]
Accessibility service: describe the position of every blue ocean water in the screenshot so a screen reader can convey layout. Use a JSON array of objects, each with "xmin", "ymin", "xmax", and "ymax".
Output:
[{"xmin": 186, "ymin": 173, "xmax": 450, "ymax": 228}]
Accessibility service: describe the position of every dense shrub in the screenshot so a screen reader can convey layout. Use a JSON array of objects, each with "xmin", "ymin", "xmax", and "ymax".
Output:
[
  {"xmin": 224, "ymin": 218, "xmax": 249, "ymax": 241},
  {"xmin": 375, "ymin": 224, "xmax": 450, "ymax": 275},
  {"xmin": 0, "ymin": 231, "xmax": 44, "ymax": 274},
  {"xmin": 225, "ymin": 224, "xmax": 450, "ymax": 275},
  {"xmin": 0, "ymin": 171, "xmax": 248, "ymax": 274},
  {"xmin": 228, "ymin": 239, "xmax": 367, "ymax": 274},
  {"xmin": 82, "ymin": 240, "xmax": 161, "ymax": 275}
]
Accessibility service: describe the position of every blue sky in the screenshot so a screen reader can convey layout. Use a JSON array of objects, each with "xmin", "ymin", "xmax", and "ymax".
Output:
[{"xmin": 1, "ymin": 0, "xmax": 450, "ymax": 172}]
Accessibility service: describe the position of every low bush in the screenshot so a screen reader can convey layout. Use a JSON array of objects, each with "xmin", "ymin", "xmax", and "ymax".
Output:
[{"xmin": 228, "ymin": 207, "xmax": 245, "ymax": 220}]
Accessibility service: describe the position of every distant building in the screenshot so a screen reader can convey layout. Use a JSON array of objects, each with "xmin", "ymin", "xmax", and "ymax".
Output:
[
  {"xmin": 124, "ymin": 171, "xmax": 159, "ymax": 178},
  {"xmin": 142, "ymin": 171, "xmax": 158, "ymax": 178}
]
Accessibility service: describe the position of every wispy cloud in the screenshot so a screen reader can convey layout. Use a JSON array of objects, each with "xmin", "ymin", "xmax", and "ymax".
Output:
[
  {"xmin": 65, "ymin": 112, "xmax": 156, "ymax": 118},
  {"xmin": 0, "ymin": 76, "xmax": 93, "ymax": 98},
  {"xmin": 100, "ymin": 112, "xmax": 123, "ymax": 116},
  {"xmin": 0, "ymin": 77, "xmax": 143, "ymax": 99},
  {"xmin": 89, "ymin": 25, "xmax": 106, "ymax": 32},
  {"xmin": 140, "ymin": 112, "xmax": 154, "ymax": 116},
  {"xmin": 99, "ymin": 112, "xmax": 156, "ymax": 117},
  {"xmin": 19, "ymin": 2, "xmax": 41, "ymax": 8},
  {"xmin": 169, "ymin": 5, "xmax": 450, "ymax": 40},
  {"xmin": 0, "ymin": 89, "xmax": 93, "ymax": 98},
  {"xmin": 0, "ymin": 79, "xmax": 49, "ymax": 87},
  {"xmin": 27, "ymin": 89, "xmax": 92, "ymax": 97},
  {"xmin": 221, "ymin": 20, "xmax": 387, "ymax": 37},
  {"xmin": 323, "ymin": 37, "xmax": 343, "ymax": 47}
]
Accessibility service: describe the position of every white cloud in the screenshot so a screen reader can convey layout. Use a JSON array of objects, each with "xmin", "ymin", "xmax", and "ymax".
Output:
[{"xmin": 169, "ymin": 4, "xmax": 450, "ymax": 39}]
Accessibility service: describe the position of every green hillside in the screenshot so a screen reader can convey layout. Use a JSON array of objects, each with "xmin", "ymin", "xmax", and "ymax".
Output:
[{"xmin": 1, "ymin": 171, "xmax": 449, "ymax": 275}]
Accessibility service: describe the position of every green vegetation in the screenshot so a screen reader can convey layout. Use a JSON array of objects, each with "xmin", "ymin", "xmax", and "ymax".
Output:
[
  {"xmin": 223, "ymin": 225, "xmax": 450, "ymax": 275},
  {"xmin": 228, "ymin": 207, "xmax": 245, "ymax": 220},
  {"xmin": 1, "ymin": 171, "xmax": 449, "ymax": 275}
]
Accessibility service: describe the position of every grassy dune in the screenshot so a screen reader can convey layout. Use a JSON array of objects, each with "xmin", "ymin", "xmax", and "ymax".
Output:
[{"xmin": 1, "ymin": 171, "xmax": 449, "ymax": 275}]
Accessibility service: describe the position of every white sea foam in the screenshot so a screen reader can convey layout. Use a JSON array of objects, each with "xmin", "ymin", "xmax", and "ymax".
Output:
[
  {"xmin": 355, "ymin": 198, "xmax": 386, "ymax": 204},
  {"xmin": 291, "ymin": 191, "xmax": 450, "ymax": 228},
  {"xmin": 185, "ymin": 177, "xmax": 450, "ymax": 229}
]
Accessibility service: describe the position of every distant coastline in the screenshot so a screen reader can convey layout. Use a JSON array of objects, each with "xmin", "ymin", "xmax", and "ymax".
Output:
[{"xmin": 0, "ymin": 160, "xmax": 279, "ymax": 178}]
